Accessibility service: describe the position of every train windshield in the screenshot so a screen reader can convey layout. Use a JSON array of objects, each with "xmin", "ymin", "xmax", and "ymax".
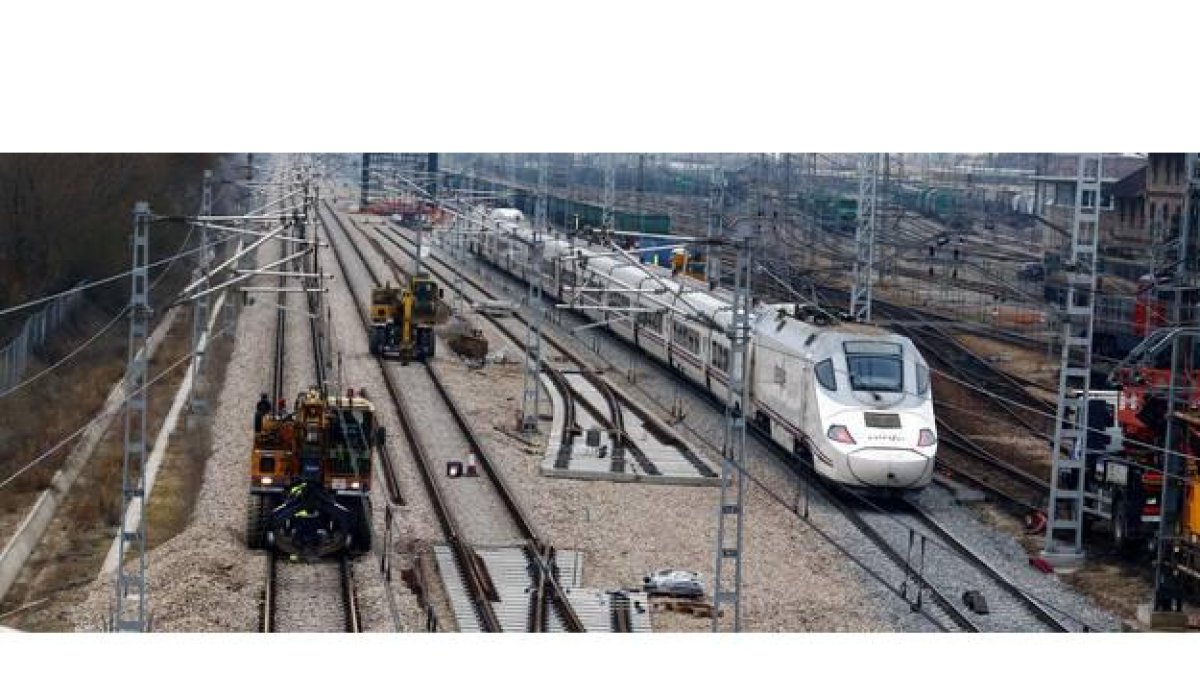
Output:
[{"xmin": 844, "ymin": 341, "xmax": 904, "ymax": 393}]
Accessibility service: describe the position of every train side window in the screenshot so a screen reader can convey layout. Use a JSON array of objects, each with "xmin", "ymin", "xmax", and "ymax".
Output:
[
  {"xmin": 916, "ymin": 362, "xmax": 930, "ymax": 396},
  {"xmin": 712, "ymin": 343, "xmax": 729, "ymax": 371},
  {"xmin": 673, "ymin": 321, "xmax": 699, "ymax": 353},
  {"xmin": 638, "ymin": 310, "xmax": 663, "ymax": 333},
  {"xmin": 815, "ymin": 359, "xmax": 837, "ymax": 391}
]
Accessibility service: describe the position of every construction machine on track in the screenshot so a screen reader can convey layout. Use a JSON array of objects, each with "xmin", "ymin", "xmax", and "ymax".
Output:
[
  {"xmin": 369, "ymin": 275, "xmax": 439, "ymax": 364},
  {"xmin": 246, "ymin": 388, "xmax": 382, "ymax": 558}
]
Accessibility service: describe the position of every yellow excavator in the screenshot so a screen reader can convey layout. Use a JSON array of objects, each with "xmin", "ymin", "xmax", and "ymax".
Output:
[{"xmin": 369, "ymin": 275, "xmax": 439, "ymax": 364}]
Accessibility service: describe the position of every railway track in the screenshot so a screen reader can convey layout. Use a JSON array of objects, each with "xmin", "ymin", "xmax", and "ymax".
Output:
[
  {"xmin": 397, "ymin": 211, "xmax": 1095, "ymax": 631},
  {"xmin": 256, "ymin": 190, "xmax": 365, "ymax": 633},
  {"xmin": 740, "ymin": 415, "xmax": 1071, "ymax": 632},
  {"xmin": 936, "ymin": 426, "xmax": 1050, "ymax": 512},
  {"xmin": 369, "ymin": 223, "xmax": 713, "ymax": 482},
  {"xmin": 262, "ymin": 553, "xmax": 361, "ymax": 632},
  {"xmin": 317, "ymin": 201, "xmax": 584, "ymax": 632},
  {"xmin": 892, "ymin": 500, "xmax": 1077, "ymax": 631}
]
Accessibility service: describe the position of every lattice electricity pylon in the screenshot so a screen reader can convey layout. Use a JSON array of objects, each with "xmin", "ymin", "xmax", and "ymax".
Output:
[
  {"xmin": 713, "ymin": 232, "xmax": 752, "ymax": 633},
  {"xmin": 113, "ymin": 202, "xmax": 152, "ymax": 632},
  {"xmin": 1042, "ymin": 154, "xmax": 1103, "ymax": 565},
  {"xmin": 849, "ymin": 153, "xmax": 879, "ymax": 322},
  {"xmin": 190, "ymin": 170, "xmax": 214, "ymax": 417},
  {"xmin": 601, "ymin": 155, "xmax": 616, "ymax": 240},
  {"xmin": 706, "ymin": 167, "xmax": 725, "ymax": 288},
  {"xmin": 521, "ymin": 231, "xmax": 545, "ymax": 436},
  {"xmin": 1152, "ymin": 153, "xmax": 1200, "ymax": 612}
]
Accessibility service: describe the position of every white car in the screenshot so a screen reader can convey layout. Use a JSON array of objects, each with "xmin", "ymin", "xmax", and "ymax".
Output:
[{"xmin": 642, "ymin": 569, "xmax": 704, "ymax": 599}]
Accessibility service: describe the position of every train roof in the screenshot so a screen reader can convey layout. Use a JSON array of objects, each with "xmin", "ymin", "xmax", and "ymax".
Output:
[
  {"xmin": 489, "ymin": 208, "xmax": 525, "ymax": 223},
  {"xmin": 485, "ymin": 215, "xmax": 912, "ymax": 345},
  {"xmin": 755, "ymin": 303, "xmax": 919, "ymax": 361}
]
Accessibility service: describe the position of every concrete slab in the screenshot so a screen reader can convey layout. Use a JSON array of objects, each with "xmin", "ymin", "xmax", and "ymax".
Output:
[
  {"xmin": 1136, "ymin": 603, "xmax": 1192, "ymax": 631},
  {"xmin": 538, "ymin": 371, "xmax": 720, "ymax": 486},
  {"xmin": 433, "ymin": 544, "xmax": 651, "ymax": 632}
]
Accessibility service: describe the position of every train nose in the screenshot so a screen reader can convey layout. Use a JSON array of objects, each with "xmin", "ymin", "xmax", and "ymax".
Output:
[{"xmin": 845, "ymin": 448, "xmax": 932, "ymax": 488}]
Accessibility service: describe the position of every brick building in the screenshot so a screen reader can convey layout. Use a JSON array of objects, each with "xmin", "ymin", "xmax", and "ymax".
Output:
[
  {"xmin": 1032, "ymin": 154, "xmax": 1150, "ymax": 280},
  {"xmin": 1143, "ymin": 153, "xmax": 1188, "ymax": 256}
]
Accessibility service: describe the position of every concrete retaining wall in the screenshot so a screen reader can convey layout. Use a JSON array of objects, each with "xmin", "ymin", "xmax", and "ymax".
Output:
[{"xmin": 0, "ymin": 306, "xmax": 181, "ymax": 603}]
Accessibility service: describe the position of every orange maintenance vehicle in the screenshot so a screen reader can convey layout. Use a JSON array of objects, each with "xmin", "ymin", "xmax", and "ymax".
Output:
[{"xmin": 246, "ymin": 387, "xmax": 383, "ymax": 558}]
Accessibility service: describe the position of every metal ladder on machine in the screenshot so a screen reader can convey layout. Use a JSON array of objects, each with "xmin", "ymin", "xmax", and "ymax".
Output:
[{"xmin": 1042, "ymin": 154, "xmax": 1103, "ymax": 567}]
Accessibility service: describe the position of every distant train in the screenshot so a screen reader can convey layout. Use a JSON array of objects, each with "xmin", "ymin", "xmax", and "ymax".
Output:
[{"xmin": 474, "ymin": 209, "xmax": 939, "ymax": 491}]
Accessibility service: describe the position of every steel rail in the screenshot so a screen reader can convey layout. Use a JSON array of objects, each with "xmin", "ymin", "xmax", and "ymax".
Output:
[
  {"xmin": 340, "ymin": 556, "xmax": 362, "ymax": 632},
  {"xmin": 348, "ymin": 213, "xmax": 586, "ymax": 632},
  {"xmin": 897, "ymin": 500, "xmax": 1073, "ymax": 632},
  {"xmin": 318, "ymin": 202, "xmax": 505, "ymax": 632}
]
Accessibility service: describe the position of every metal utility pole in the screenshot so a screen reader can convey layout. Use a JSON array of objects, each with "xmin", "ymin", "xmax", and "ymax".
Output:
[
  {"xmin": 189, "ymin": 171, "xmax": 213, "ymax": 418},
  {"xmin": 713, "ymin": 228, "xmax": 753, "ymax": 633},
  {"xmin": 1152, "ymin": 153, "xmax": 1199, "ymax": 613},
  {"xmin": 508, "ymin": 154, "xmax": 518, "ymax": 207},
  {"xmin": 426, "ymin": 153, "xmax": 439, "ymax": 201},
  {"xmin": 535, "ymin": 156, "xmax": 548, "ymax": 233},
  {"xmin": 1042, "ymin": 154, "xmax": 1103, "ymax": 565},
  {"xmin": 706, "ymin": 167, "xmax": 725, "ymax": 288},
  {"xmin": 849, "ymin": 153, "xmax": 880, "ymax": 321},
  {"xmin": 601, "ymin": 155, "xmax": 616, "ymax": 239},
  {"xmin": 113, "ymin": 202, "xmax": 152, "ymax": 632},
  {"xmin": 360, "ymin": 153, "xmax": 371, "ymax": 207},
  {"xmin": 635, "ymin": 154, "xmax": 646, "ymax": 233},
  {"xmin": 783, "ymin": 153, "xmax": 792, "ymax": 196},
  {"xmin": 521, "ymin": 230, "xmax": 545, "ymax": 436}
]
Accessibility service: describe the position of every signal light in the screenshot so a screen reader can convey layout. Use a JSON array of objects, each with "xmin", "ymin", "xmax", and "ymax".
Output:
[
  {"xmin": 827, "ymin": 425, "xmax": 856, "ymax": 445},
  {"xmin": 917, "ymin": 429, "xmax": 937, "ymax": 447}
]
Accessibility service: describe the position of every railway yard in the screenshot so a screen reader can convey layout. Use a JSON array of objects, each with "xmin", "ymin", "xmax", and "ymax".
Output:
[{"xmin": 1, "ymin": 152, "xmax": 1198, "ymax": 640}]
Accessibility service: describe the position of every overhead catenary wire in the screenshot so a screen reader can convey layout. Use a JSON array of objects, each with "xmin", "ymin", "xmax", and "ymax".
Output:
[
  {"xmin": 0, "ymin": 220, "xmax": 209, "ymax": 401},
  {"xmin": 0, "ymin": 316, "xmax": 239, "ymax": 494},
  {"xmin": 0, "ymin": 180, "xmax": 302, "ymax": 322},
  {"xmin": 0, "ymin": 231, "xmax": 242, "ymax": 321}
]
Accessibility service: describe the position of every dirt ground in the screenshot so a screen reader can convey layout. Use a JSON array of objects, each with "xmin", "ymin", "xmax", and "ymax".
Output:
[
  {"xmin": 953, "ymin": 332, "xmax": 1059, "ymax": 390},
  {"xmin": 0, "ymin": 307, "xmax": 228, "ymax": 631}
]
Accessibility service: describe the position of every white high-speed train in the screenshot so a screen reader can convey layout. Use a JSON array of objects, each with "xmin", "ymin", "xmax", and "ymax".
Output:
[{"xmin": 473, "ymin": 208, "xmax": 938, "ymax": 491}]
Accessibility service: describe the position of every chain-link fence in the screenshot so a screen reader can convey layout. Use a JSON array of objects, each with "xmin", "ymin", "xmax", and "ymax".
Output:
[{"xmin": 0, "ymin": 282, "xmax": 87, "ymax": 393}]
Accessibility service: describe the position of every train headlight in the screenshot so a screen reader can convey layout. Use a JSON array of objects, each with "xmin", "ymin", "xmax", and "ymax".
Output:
[
  {"xmin": 826, "ymin": 425, "xmax": 856, "ymax": 445},
  {"xmin": 350, "ymin": 481, "xmax": 361, "ymax": 490},
  {"xmin": 917, "ymin": 429, "xmax": 937, "ymax": 447},
  {"xmin": 260, "ymin": 477, "xmax": 273, "ymax": 486}
]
